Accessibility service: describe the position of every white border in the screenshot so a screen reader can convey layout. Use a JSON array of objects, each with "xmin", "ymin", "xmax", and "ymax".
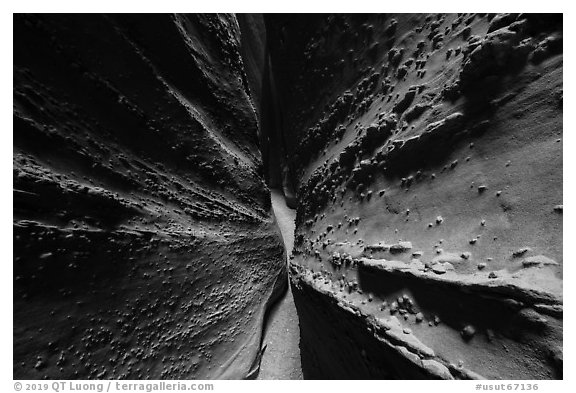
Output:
[{"xmin": 2, "ymin": 3, "xmax": 573, "ymax": 390}]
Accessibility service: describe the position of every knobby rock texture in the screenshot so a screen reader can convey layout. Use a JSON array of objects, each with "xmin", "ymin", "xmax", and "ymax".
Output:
[
  {"xmin": 13, "ymin": 14, "xmax": 285, "ymax": 379},
  {"xmin": 265, "ymin": 13, "xmax": 563, "ymax": 379}
]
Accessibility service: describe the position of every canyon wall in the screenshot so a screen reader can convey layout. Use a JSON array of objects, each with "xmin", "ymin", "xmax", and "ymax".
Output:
[
  {"xmin": 13, "ymin": 14, "xmax": 284, "ymax": 379},
  {"xmin": 266, "ymin": 13, "xmax": 563, "ymax": 379},
  {"xmin": 13, "ymin": 13, "xmax": 564, "ymax": 381}
]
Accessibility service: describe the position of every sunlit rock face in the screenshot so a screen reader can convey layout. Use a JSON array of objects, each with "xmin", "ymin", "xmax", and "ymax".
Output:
[
  {"xmin": 266, "ymin": 13, "xmax": 563, "ymax": 379},
  {"xmin": 13, "ymin": 14, "xmax": 285, "ymax": 379}
]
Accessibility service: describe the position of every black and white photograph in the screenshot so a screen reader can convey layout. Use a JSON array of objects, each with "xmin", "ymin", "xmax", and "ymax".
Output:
[{"xmin": 5, "ymin": 2, "xmax": 569, "ymax": 388}]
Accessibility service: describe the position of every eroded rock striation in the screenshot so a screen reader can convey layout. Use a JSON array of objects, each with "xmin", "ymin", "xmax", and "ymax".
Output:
[
  {"xmin": 13, "ymin": 14, "xmax": 284, "ymax": 379},
  {"xmin": 266, "ymin": 13, "xmax": 563, "ymax": 379}
]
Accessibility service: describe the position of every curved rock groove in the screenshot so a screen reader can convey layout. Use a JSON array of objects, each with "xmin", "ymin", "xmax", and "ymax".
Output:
[{"xmin": 266, "ymin": 13, "xmax": 562, "ymax": 380}]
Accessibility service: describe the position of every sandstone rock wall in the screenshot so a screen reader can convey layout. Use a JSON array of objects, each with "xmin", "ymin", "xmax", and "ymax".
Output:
[
  {"xmin": 13, "ymin": 13, "xmax": 285, "ymax": 379},
  {"xmin": 266, "ymin": 13, "xmax": 563, "ymax": 379}
]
